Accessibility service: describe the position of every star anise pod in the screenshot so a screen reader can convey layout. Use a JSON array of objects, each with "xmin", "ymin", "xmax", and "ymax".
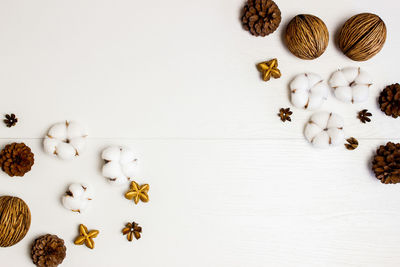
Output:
[
  {"xmin": 3, "ymin": 113, "xmax": 18, "ymax": 127},
  {"xmin": 345, "ymin": 137, "xmax": 358, "ymax": 150},
  {"xmin": 122, "ymin": 222, "xmax": 142, "ymax": 242},
  {"xmin": 278, "ymin": 108, "xmax": 292, "ymax": 122},
  {"xmin": 357, "ymin": 109, "xmax": 372, "ymax": 123}
]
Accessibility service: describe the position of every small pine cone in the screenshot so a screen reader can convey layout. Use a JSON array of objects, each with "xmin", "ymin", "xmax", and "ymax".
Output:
[
  {"xmin": 241, "ymin": 0, "xmax": 281, "ymax": 37},
  {"xmin": 372, "ymin": 142, "xmax": 400, "ymax": 184},
  {"xmin": 379, "ymin": 83, "xmax": 400, "ymax": 118},
  {"xmin": 0, "ymin": 142, "xmax": 34, "ymax": 177},
  {"xmin": 31, "ymin": 234, "xmax": 66, "ymax": 267}
]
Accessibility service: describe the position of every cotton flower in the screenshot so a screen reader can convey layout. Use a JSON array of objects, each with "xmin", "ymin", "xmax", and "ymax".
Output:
[
  {"xmin": 329, "ymin": 67, "xmax": 373, "ymax": 103},
  {"xmin": 43, "ymin": 121, "xmax": 87, "ymax": 160},
  {"xmin": 304, "ymin": 112, "xmax": 344, "ymax": 148}
]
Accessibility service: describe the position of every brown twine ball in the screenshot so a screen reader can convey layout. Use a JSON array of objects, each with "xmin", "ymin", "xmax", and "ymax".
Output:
[
  {"xmin": 0, "ymin": 196, "xmax": 31, "ymax": 247},
  {"xmin": 338, "ymin": 13, "xmax": 386, "ymax": 61},
  {"xmin": 285, "ymin": 14, "xmax": 329, "ymax": 60}
]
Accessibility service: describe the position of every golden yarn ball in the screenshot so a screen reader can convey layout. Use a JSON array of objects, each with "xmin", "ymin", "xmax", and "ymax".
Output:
[
  {"xmin": 285, "ymin": 14, "xmax": 329, "ymax": 60},
  {"xmin": 338, "ymin": 13, "xmax": 386, "ymax": 61},
  {"xmin": 0, "ymin": 196, "xmax": 31, "ymax": 247}
]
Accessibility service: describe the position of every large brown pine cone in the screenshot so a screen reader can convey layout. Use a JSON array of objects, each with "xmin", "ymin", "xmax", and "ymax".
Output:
[
  {"xmin": 379, "ymin": 83, "xmax": 400, "ymax": 118},
  {"xmin": 31, "ymin": 234, "xmax": 66, "ymax": 267},
  {"xmin": 241, "ymin": 0, "xmax": 281, "ymax": 37},
  {"xmin": 0, "ymin": 142, "xmax": 34, "ymax": 177},
  {"xmin": 372, "ymin": 142, "xmax": 400, "ymax": 184}
]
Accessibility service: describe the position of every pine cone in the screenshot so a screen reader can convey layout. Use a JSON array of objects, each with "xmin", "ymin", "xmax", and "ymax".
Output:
[
  {"xmin": 31, "ymin": 234, "xmax": 66, "ymax": 267},
  {"xmin": 241, "ymin": 0, "xmax": 281, "ymax": 37},
  {"xmin": 372, "ymin": 142, "xmax": 400, "ymax": 184},
  {"xmin": 379, "ymin": 83, "xmax": 400, "ymax": 118},
  {"xmin": 0, "ymin": 143, "xmax": 34, "ymax": 177}
]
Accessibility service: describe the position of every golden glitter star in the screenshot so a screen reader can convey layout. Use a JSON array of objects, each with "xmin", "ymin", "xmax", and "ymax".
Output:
[
  {"xmin": 256, "ymin": 58, "xmax": 281, "ymax": 82},
  {"xmin": 125, "ymin": 181, "xmax": 149, "ymax": 204},
  {"xmin": 74, "ymin": 224, "xmax": 99, "ymax": 249}
]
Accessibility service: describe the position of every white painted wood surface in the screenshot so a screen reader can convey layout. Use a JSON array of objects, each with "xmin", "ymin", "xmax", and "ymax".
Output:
[{"xmin": 0, "ymin": 0, "xmax": 399, "ymax": 266}]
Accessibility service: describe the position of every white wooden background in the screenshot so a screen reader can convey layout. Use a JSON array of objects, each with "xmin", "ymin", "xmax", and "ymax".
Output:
[{"xmin": 0, "ymin": 0, "xmax": 399, "ymax": 266}]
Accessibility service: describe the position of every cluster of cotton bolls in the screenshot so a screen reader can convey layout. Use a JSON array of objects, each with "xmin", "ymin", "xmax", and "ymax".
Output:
[
  {"xmin": 288, "ymin": 67, "xmax": 373, "ymax": 148},
  {"xmin": 42, "ymin": 121, "xmax": 141, "ymax": 213}
]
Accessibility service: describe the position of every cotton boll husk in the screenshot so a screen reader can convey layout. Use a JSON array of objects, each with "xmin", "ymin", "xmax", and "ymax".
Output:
[
  {"xmin": 327, "ymin": 128, "xmax": 344, "ymax": 146},
  {"xmin": 291, "ymin": 90, "xmax": 309, "ymax": 108},
  {"xmin": 122, "ymin": 161, "xmax": 139, "ymax": 178},
  {"xmin": 304, "ymin": 123, "xmax": 322, "ymax": 142},
  {"xmin": 43, "ymin": 137, "xmax": 59, "ymax": 155},
  {"xmin": 290, "ymin": 74, "xmax": 309, "ymax": 92},
  {"xmin": 329, "ymin": 70, "xmax": 348, "ymax": 88},
  {"xmin": 341, "ymin": 67, "xmax": 358, "ymax": 82},
  {"xmin": 334, "ymin": 86, "xmax": 353, "ymax": 103},
  {"xmin": 69, "ymin": 137, "xmax": 86, "ymax": 155},
  {"xmin": 102, "ymin": 161, "xmax": 124, "ymax": 179},
  {"xmin": 306, "ymin": 73, "xmax": 322, "ymax": 87},
  {"xmin": 120, "ymin": 148, "xmax": 137, "ymax": 164},
  {"xmin": 48, "ymin": 122, "xmax": 68, "ymax": 140},
  {"xmin": 312, "ymin": 132, "xmax": 330, "ymax": 148},
  {"xmin": 351, "ymin": 84, "xmax": 369, "ymax": 103},
  {"xmin": 67, "ymin": 121, "xmax": 86, "ymax": 139},
  {"xmin": 102, "ymin": 146, "xmax": 121, "ymax": 161},
  {"xmin": 310, "ymin": 112, "xmax": 331, "ymax": 128},
  {"xmin": 55, "ymin": 142, "xmax": 76, "ymax": 160}
]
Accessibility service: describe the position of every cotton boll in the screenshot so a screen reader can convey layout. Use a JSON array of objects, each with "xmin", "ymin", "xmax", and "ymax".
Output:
[
  {"xmin": 67, "ymin": 121, "xmax": 86, "ymax": 139},
  {"xmin": 101, "ymin": 146, "xmax": 121, "ymax": 161},
  {"xmin": 304, "ymin": 122, "xmax": 322, "ymax": 142},
  {"xmin": 291, "ymin": 90, "xmax": 309, "ymax": 109},
  {"xmin": 120, "ymin": 148, "xmax": 137, "ymax": 164},
  {"xmin": 329, "ymin": 70, "xmax": 348, "ymax": 88},
  {"xmin": 329, "ymin": 67, "xmax": 373, "ymax": 103},
  {"xmin": 56, "ymin": 142, "xmax": 77, "ymax": 160},
  {"xmin": 44, "ymin": 121, "xmax": 88, "ymax": 160},
  {"xmin": 327, "ymin": 113, "xmax": 344, "ymax": 129},
  {"xmin": 352, "ymin": 84, "xmax": 369, "ymax": 103},
  {"xmin": 290, "ymin": 73, "xmax": 328, "ymax": 110},
  {"xmin": 100, "ymin": 145, "xmax": 141, "ymax": 186},
  {"xmin": 312, "ymin": 132, "xmax": 330, "ymax": 148},
  {"xmin": 43, "ymin": 137, "xmax": 59, "ymax": 155},
  {"xmin": 304, "ymin": 112, "xmax": 345, "ymax": 148},
  {"xmin": 69, "ymin": 137, "xmax": 86, "ymax": 155},
  {"xmin": 355, "ymin": 70, "xmax": 373, "ymax": 85},
  {"xmin": 310, "ymin": 82, "xmax": 329, "ymax": 98},
  {"xmin": 108, "ymin": 175, "xmax": 130, "ymax": 186},
  {"xmin": 307, "ymin": 73, "xmax": 322, "ymax": 87},
  {"xmin": 310, "ymin": 112, "xmax": 330, "ymax": 128},
  {"xmin": 290, "ymin": 74, "xmax": 309, "ymax": 92},
  {"xmin": 334, "ymin": 86, "xmax": 353, "ymax": 103},
  {"xmin": 62, "ymin": 183, "xmax": 93, "ymax": 213},
  {"xmin": 122, "ymin": 161, "xmax": 139, "ymax": 177},
  {"xmin": 102, "ymin": 161, "xmax": 124, "ymax": 179},
  {"xmin": 69, "ymin": 183, "xmax": 85, "ymax": 197},
  {"xmin": 327, "ymin": 128, "xmax": 345, "ymax": 146},
  {"xmin": 341, "ymin": 67, "xmax": 359, "ymax": 82},
  {"xmin": 48, "ymin": 122, "xmax": 67, "ymax": 140}
]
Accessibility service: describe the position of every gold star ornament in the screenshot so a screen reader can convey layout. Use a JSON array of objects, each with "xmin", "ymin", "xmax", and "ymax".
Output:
[
  {"xmin": 256, "ymin": 58, "xmax": 281, "ymax": 82},
  {"xmin": 74, "ymin": 224, "xmax": 99, "ymax": 249},
  {"xmin": 125, "ymin": 181, "xmax": 149, "ymax": 204}
]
